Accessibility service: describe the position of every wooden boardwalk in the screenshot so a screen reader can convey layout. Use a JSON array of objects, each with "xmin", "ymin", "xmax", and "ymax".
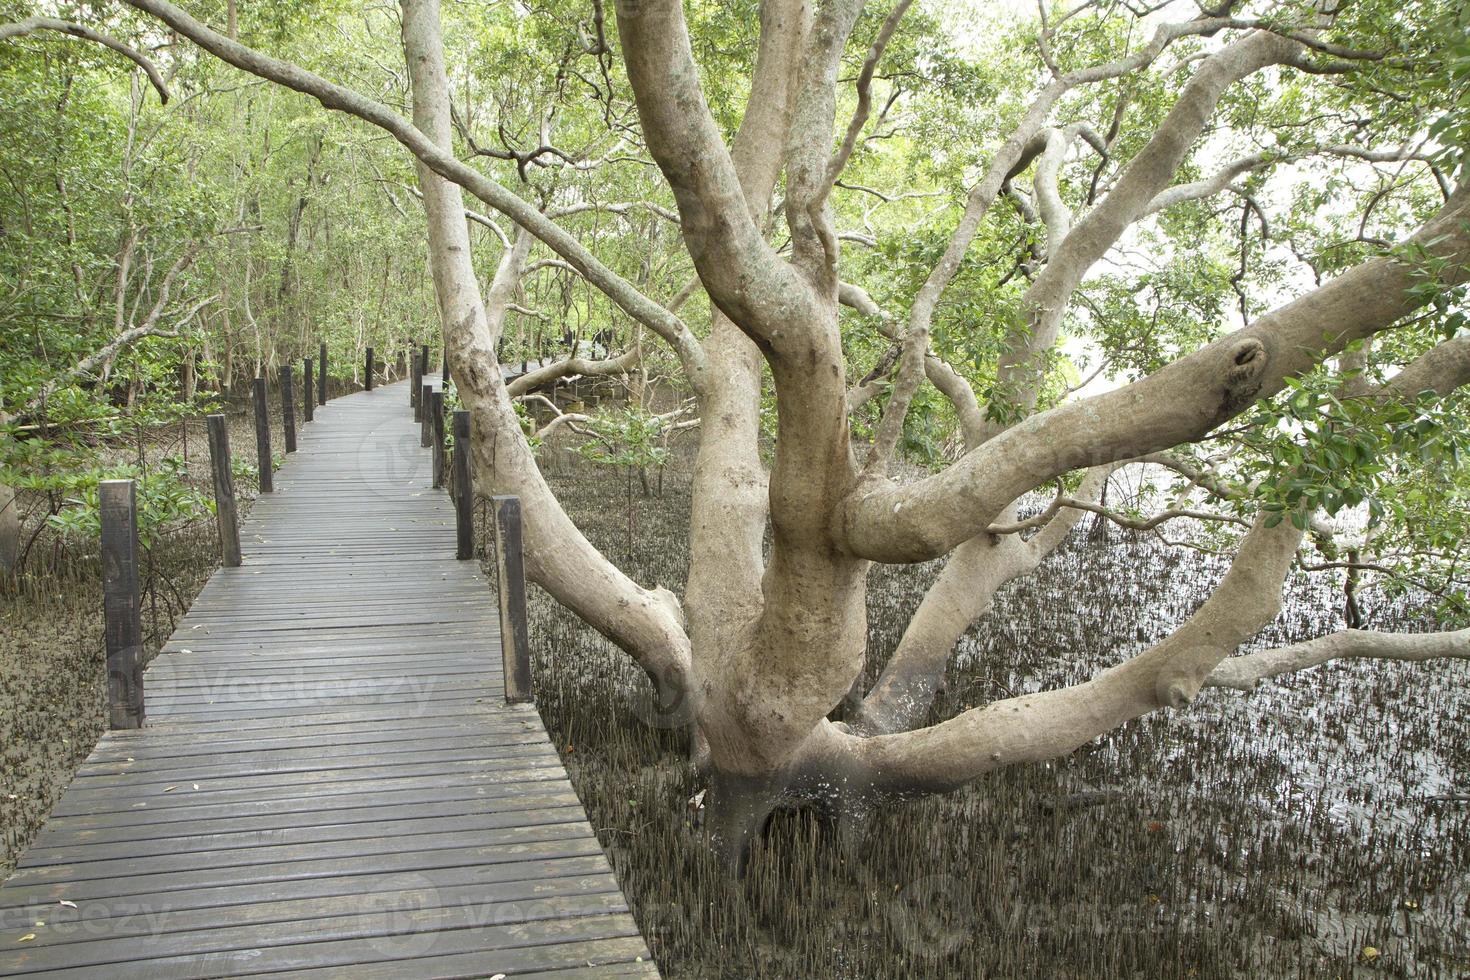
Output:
[{"xmin": 0, "ymin": 380, "xmax": 656, "ymax": 978}]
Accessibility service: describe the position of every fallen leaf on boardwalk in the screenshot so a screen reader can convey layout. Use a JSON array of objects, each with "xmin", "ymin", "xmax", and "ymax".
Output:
[
  {"xmin": 163, "ymin": 786, "xmax": 177, "ymax": 793},
  {"xmin": 1361, "ymin": 946, "xmax": 1380, "ymax": 961},
  {"xmin": 490, "ymin": 975, "xmax": 506, "ymax": 980},
  {"xmin": 17, "ymin": 934, "xmax": 35, "ymax": 943},
  {"xmin": 58, "ymin": 901, "xmax": 77, "ymax": 910},
  {"xmin": 192, "ymin": 784, "xmax": 200, "ymax": 790}
]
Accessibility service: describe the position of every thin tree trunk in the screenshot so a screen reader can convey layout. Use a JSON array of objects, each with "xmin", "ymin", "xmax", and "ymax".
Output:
[{"xmin": 0, "ymin": 481, "xmax": 18, "ymax": 577}]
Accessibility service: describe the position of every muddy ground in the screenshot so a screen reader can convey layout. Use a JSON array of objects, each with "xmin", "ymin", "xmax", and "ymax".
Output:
[
  {"xmin": 0, "ymin": 400, "xmax": 292, "ymax": 875},
  {"xmin": 522, "ymin": 444, "xmax": 1469, "ymax": 979}
]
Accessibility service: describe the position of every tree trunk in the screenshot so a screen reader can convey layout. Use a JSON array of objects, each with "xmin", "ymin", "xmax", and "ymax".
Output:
[
  {"xmin": 0, "ymin": 481, "xmax": 18, "ymax": 577},
  {"xmin": 399, "ymin": 0, "xmax": 689, "ymax": 691}
]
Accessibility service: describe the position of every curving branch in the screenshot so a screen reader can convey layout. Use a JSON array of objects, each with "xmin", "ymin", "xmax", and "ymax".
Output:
[
  {"xmin": 826, "ymin": 0, "xmax": 915, "ymax": 188},
  {"xmin": 505, "ymin": 347, "xmax": 641, "ymax": 398},
  {"xmin": 1205, "ymin": 628, "xmax": 1470, "ymax": 690},
  {"xmin": 824, "ymin": 512, "xmax": 1307, "ymax": 796},
  {"xmin": 858, "ymin": 14, "xmax": 1258, "ymax": 479},
  {"xmin": 0, "ymin": 17, "xmax": 170, "ymax": 103},
  {"xmin": 841, "ymin": 183, "xmax": 1470, "ymax": 564}
]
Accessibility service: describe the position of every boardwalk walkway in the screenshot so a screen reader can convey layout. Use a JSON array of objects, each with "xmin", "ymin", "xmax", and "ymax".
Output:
[{"xmin": 0, "ymin": 380, "xmax": 656, "ymax": 978}]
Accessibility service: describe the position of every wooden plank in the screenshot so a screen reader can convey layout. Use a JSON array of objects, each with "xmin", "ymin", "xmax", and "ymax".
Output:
[
  {"xmin": 1, "ymin": 882, "xmax": 627, "ymax": 973},
  {"xmin": 1, "ymin": 859, "xmax": 618, "ymax": 928}
]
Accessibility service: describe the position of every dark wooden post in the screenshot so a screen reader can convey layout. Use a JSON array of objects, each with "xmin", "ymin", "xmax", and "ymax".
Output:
[
  {"xmin": 318, "ymin": 342, "xmax": 328, "ymax": 405},
  {"xmin": 252, "ymin": 377, "xmax": 273, "ymax": 493},
  {"xmin": 420, "ymin": 384, "xmax": 433, "ymax": 448},
  {"xmin": 100, "ymin": 480, "xmax": 145, "ymax": 729},
  {"xmin": 431, "ymin": 390, "xmax": 446, "ymax": 489},
  {"xmin": 411, "ymin": 357, "xmax": 423, "ymax": 418},
  {"xmin": 279, "ymin": 364, "xmax": 297, "ymax": 453},
  {"xmin": 365, "ymin": 346, "xmax": 375, "ymax": 391},
  {"xmin": 453, "ymin": 410, "xmax": 473, "ymax": 559},
  {"xmin": 442, "ymin": 351, "xmax": 451, "ymax": 385},
  {"xmin": 491, "ymin": 495, "xmax": 532, "ymax": 703},
  {"xmin": 420, "ymin": 344, "xmax": 430, "ymax": 381},
  {"xmin": 303, "ymin": 358, "xmax": 315, "ymax": 423},
  {"xmin": 206, "ymin": 414, "xmax": 242, "ymax": 568}
]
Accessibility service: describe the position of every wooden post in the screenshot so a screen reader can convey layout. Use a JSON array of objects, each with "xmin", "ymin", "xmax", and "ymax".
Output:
[
  {"xmin": 420, "ymin": 344, "xmax": 430, "ymax": 381},
  {"xmin": 411, "ymin": 357, "xmax": 423, "ymax": 418},
  {"xmin": 431, "ymin": 390, "xmax": 446, "ymax": 489},
  {"xmin": 365, "ymin": 346, "xmax": 375, "ymax": 391},
  {"xmin": 490, "ymin": 495, "xmax": 532, "ymax": 703},
  {"xmin": 420, "ymin": 384, "xmax": 433, "ymax": 448},
  {"xmin": 252, "ymin": 377, "xmax": 273, "ymax": 493},
  {"xmin": 443, "ymin": 351, "xmax": 451, "ymax": 385},
  {"xmin": 279, "ymin": 364, "xmax": 297, "ymax": 453},
  {"xmin": 396, "ymin": 346, "xmax": 406, "ymax": 377},
  {"xmin": 303, "ymin": 358, "xmax": 315, "ymax": 423},
  {"xmin": 453, "ymin": 410, "xmax": 473, "ymax": 559},
  {"xmin": 318, "ymin": 342, "xmax": 328, "ymax": 405},
  {"xmin": 206, "ymin": 414, "xmax": 242, "ymax": 568},
  {"xmin": 100, "ymin": 480, "xmax": 145, "ymax": 729}
]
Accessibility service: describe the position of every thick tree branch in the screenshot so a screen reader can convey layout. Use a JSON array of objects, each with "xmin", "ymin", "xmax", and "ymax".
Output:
[
  {"xmin": 822, "ymin": 514, "xmax": 1305, "ymax": 796},
  {"xmin": 0, "ymin": 17, "xmax": 170, "ymax": 103},
  {"xmin": 842, "ymin": 184, "xmax": 1470, "ymax": 563},
  {"xmin": 1205, "ymin": 628, "xmax": 1470, "ymax": 690}
]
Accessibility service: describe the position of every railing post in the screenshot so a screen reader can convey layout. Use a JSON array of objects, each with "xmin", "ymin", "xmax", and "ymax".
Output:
[
  {"xmin": 443, "ymin": 351, "xmax": 451, "ymax": 386},
  {"xmin": 490, "ymin": 495, "xmax": 532, "ymax": 703},
  {"xmin": 431, "ymin": 390, "xmax": 446, "ymax": 489},
  {"xmin": 453, "ymin": 410, "xmax": 473, "ymax": 559},
  {"xmin": 279, "ymin": 364, "xmax": 297, "ymax": 453},
  {"xmin": 365, "ymin": 346, "xmax": 375, "ymax": 391},
  {"xmin": 252, "ymin": 377, "xmax": 273, "ymax": 493},
  {"xmin": 420, "ymin": 384, "xmax": 433, "ymax": 448},
  {"xmin": 318, "ymin": 342, "xmax": 328, "ymax": 405},
  {"xmin": 303, "ymin": 358, "xmax": 315, "ymax": 423},
  {"xmin": 100, "ymin": 480, "xmax": 145, "ymax": 729},
  {"xmin": 411, "ymin": 357, "xmax": 423, "ymax": 418},
  {"xmin": 206, "ymin": 414, "xmax": 242, "ymax": 568}
]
